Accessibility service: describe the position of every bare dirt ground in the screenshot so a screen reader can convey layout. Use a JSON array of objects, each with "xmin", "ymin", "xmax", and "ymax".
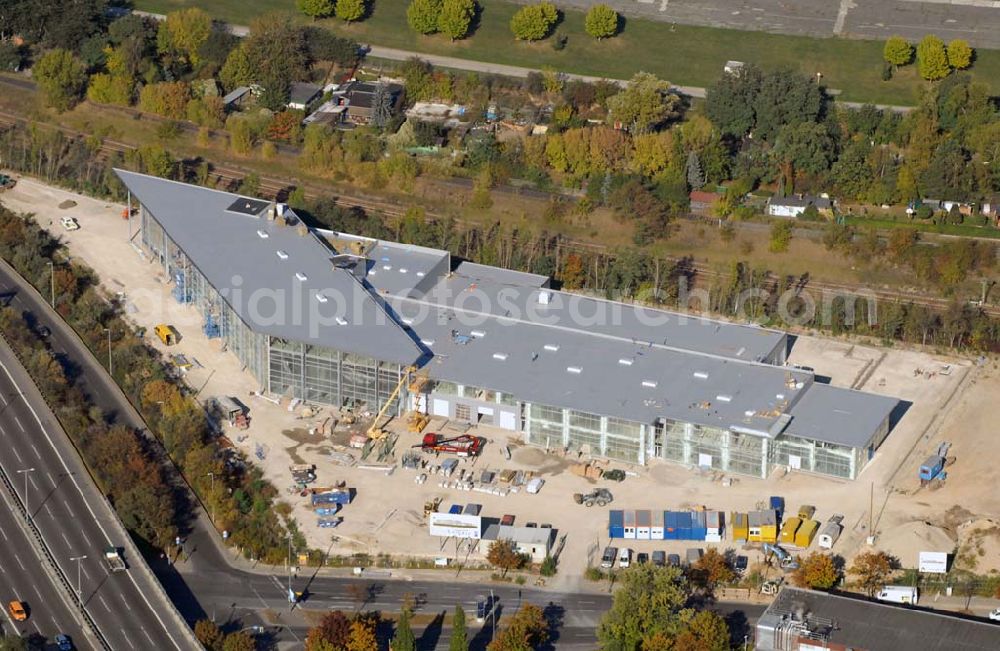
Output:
[{"xmin": 2, "ymin": 174, "xmax": 995, "ymax": 596}]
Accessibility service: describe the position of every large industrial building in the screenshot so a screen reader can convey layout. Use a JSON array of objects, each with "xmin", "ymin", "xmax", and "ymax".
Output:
[
  {"xmin": 117, "ymin": 171, "xmax": 899, "ymax": 481},
  {"xmin": 756, "ymin": 587, "xmax": 1000, "ymax": 650}
]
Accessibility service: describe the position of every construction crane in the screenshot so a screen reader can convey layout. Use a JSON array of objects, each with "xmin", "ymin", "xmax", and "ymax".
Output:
[{"xmin": 366, "ymin": 366, "xmax": 417, "ymax": 440}]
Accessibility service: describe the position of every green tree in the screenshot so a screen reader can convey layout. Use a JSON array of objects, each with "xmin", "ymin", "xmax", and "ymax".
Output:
[
  {"xmin": 705, "ymin": 63, "xmax": 763, "ymax": 138},
  {"xmin": 606, "ymin": 72, "xmax": 681, "ymax": 135},
  {"xmin": 450, "ymin": 605, "xmax": 468, "ymax": 651},
  {"xmin": 158, "ymin": 8, "xmax": 212, "ymax": 66},
  {"xmin": 408, "ymin": 0, "xmax": 443, "ymax": 34},
  {"xmin": 947, "ymin": 39, "xmax": 973, "ymax": 70},
  {"xmin": 769, "ymin": 220, "xmax": 793, "ymax": 253},
  {"xmin": 752, "ymin": 68, "xmax": 823, "ymax": 142},
  {"xmin": 33, "ymin": 49, "xmax": 87, "ymax": 112},
  {"xmin": 510, "ymin": 3, "xmax": 559, "ymax": 42},
  {"xmin": 917, "ymin": 35, "xmax": 951, "ymax": 81},
  {"xmin": 86, "ymin": 73, "xmax": 133, "ymax": 105},
  {"xmin": 438, "ymin": 0, "xmax": 477, "ymax": 40},
  {"xmin": 298, "ymin": 0, "xmax": 335, "ymax": 21},
  {"xmin": 849, "ymin": 550, "xmax": 894, "ymax": 597},
  {"xmin": 793, "ymin": 552, "xmax": 840, "ymax": 590},
  {"xmin": 597, "ymin": 564, "xmax": 691, "ymax": 650},
  {"xmin": 585, "ymin": 5, "xmax": 619, "ymax": 40},
  {"xmin": 686, "ymin": 151, "xmax": 704, "ymax": 190},
  {"xmin": 346, "ymin": 619, "xmax": 378, "ymax": 651},
  {"xmin": 690, "ymin": 548, "xmax": 735, "ymax": 592},
  {"xmin": 393, "ymin": 608, "xmax": 417, "ymax": 651},
  {"xmin": 220, "ymin": 44, "xmax": 254, "ymax": 90},
  {"xmin": 0, "ymin": 635, "xmax": 26, "ymax": 651},
  {"xmin": 773, "ymin": 121, "xmax": 835, "ymax": 185},
  {"xmin": 487, "ymin": 603, "xmax": 548, "ymax": 651},
  {"xmin": 336, "ymin": 0, "xmax": 367, "ymax": 22},
  {"xmin": 883, "ymin": 36, "xmax": 913, "ymax": 66},
  {"xmin": 673, "ymin": 610, "xmax": 730, "ymax": 651}
]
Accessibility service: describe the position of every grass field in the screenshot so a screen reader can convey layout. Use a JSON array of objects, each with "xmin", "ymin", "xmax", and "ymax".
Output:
[{"xmin": 138, "ymin": 0, "xmax": 1000, "ymax": 105}]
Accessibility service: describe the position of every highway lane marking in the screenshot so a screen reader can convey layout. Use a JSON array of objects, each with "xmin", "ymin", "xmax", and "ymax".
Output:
[
  {"xmin": 29, "ymin": 443, "xmax": 40, "ymax": 459},
  {"xmin": 121, "ymin": 631, "xmax": 136, "ymax": 649},
  {"xmin": 11, "ymin": 446, "xmax": 21, "ymax": 463},
  {"xmin": 60, "ymin": 531, "xmax": 71, "ymax": 547},
  {"xmin": 0, "ymin": 357, "xmax": 186, "ymax": 651},
  {"xmin": 13, "ymin": 416, "xmax": 23, "ymax": 432},
  {"xmin": 99, "ymin": 594, "xmax": 111, "ymax": 613},
  {"xmin": 13, "ymin": 554, "xmax": 24, "ymax": 571},
  {"xmin": 0, "ymin": 526, "xmax": 7, "ymax": 541},
  {"xmin": 141, "ymin": 626, "xmax": 154, "ymax": 646},
  {"xmin": 42, "ymin": 503, "xmax": 53, "ymax": 519}
]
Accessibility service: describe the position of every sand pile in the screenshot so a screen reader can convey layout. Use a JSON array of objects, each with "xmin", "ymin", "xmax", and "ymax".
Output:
[
  {"xmin": 955, "ymin": 519, "xmax": 1000, "ymax": 573},
  {"xmin": 877, "ymin": 520, "xmax": 955, "ymax": 567},
  {"xmin": 512, "ymin": 446, "xmax": 547, "ymax": 467}
]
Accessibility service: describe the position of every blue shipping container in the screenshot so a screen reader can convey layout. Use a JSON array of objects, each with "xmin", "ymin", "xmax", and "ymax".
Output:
[
  {"xmin": 609, "ymin": 510, "xmax": 625, "ymax": 539},
  {"xmin": 609, "ymin": 527, "xmax": 624, "ymax": 538},
  {"xmin": 311, "ymin": 490, "xmax": 350, "ymax": 505},
  {"xmin": 448, "ymin": 504, "xmax": 463, "ymax": 514}
]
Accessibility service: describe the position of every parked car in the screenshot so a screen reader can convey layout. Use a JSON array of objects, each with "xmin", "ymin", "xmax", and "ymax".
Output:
[
  {"xmin": 989, "ymin": 608, "xmax": 1000, "ymax": 621},
  {"xmin": 651, "ymin": 551, "xmax": 666, "ymax": 567},
  {"xmin": 636, "ymin": 552, "xmax": 649, "ymax": 565},
  {"xmin": 540, "ymin": 523, "xmax": 552, "ymax": 529},
  {"xmin": 601, "ymin": 546, "xmax": 618, "ymax": 569},
  {"xmin": 525, "ymin": 477, "xmax": 545, "ymax": 494},
  {"xmin": 735, "ymin": 555, "xmax": 749, "ymax": 574},
  {"xmin": 500, "ymin": 514, "xmax": 515, "ymax": 526},
  {"xmin": 475, "ymin": 595, "xmax": 489, "ymax": 623},
  {"xmin": 61, "ymin": 217, "xmax": 80, "ymax": 231},
  {"xmin": 618, "ymin": 547, "xmax": 632, "ymax": 569},
  {"xmin": 667, "ymin": 554, "xmax": 681, "ymax": 567},
  {"xmin": 7, "ymin": 600, "xmax": 26, "ymax": 621},
  {"xmin": 525, "ymin": 522, "xmax": 537, "ymax": 528}
]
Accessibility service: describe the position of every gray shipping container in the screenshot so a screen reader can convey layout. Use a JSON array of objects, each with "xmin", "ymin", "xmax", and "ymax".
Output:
[
  {"xmin": 636, "ymin": 510, "xmax": 651, "ymax": 540},
  {"xmin": 624, "ymin": 510, "xmax": 636, "ymax": 540}
]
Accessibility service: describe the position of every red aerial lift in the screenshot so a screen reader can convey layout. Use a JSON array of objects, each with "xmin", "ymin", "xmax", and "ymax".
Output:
[{"xmin": 413, "ymin": 433, "xmax": 484, "ymax": 457}]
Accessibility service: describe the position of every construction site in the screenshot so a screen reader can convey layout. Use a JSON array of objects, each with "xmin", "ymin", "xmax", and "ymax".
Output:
[{"xmin": 3, "ymin": 171, "xmax": 999, "ymax": 604}]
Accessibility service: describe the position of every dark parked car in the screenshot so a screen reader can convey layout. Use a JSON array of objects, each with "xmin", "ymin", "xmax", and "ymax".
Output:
[
  {"xmin": 735, "ymin": 555, "xmax": 749, "ymax": 574},
  {"xmin": 651, "ymin": 551, "xmax": 666, "ymax": 567},
  {"xmin": 636, "ymin": 552, "xmax": 649, "ymax": 565},
  {"xmin": 525, "ymin": 522, "xmax": 537, "ymax": 528},
  {"xmin": 667, "ymin": 553, "xmax": 681, "ymax": 567}
]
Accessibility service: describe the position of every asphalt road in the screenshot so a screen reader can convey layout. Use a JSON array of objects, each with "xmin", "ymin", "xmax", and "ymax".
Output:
[
  {"xmin": 0, "ymin": 267, "xmax": 196, "ymax": 650},
  {"xmin": 0, "ymin": 474, "xmax": 87, "ymax": 647},
  {"xmin": 541, "ymin": 0, "xmax": 1000, "ymax": 49}
]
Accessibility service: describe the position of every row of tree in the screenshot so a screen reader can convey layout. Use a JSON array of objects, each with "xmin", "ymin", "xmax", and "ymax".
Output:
[{"xmin": 883, "ymin": 34, "xmax": 973, "ymax": 81}]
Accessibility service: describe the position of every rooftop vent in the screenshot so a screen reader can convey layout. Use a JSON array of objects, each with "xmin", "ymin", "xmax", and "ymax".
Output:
[
  {"xmin": 716, "ymin": 394, "xmax": 733, "ymax": 402},
  {"xmin": 383, "ymin": 264, "xmax": 392, "ymax": 271},
  {"xmin": 492, "ymin": 353, "xmax": 508, "ymax": 361},
  {"xmin": 402, "ymin": 317, "xmax": 414, "ymax": 325},
  {"xmin": 421, "ymin": 339, "xmax": 435, "ymax": 347},
  {"xmin": 618, "ymin": 358, "xmax": 634, "ymax": 366},
  {"xmin": 693, "ymin": 371, "xmax": 709, "ymax": 380},
  {"xmin": 295, "ymin": 272, "xmax": 308, "ymax": 281},
  {"xmin": 538, "ymin": 291, "xmax": 552, "ymax": 305},
  {"xmin": 256, "ymin": 229, "xmax": 269, "ymax": 239},
  {"xmin": 416, "ymin": 271, "xmax": 426, "ymax": 277},
  {"xmin": 470, "ymin": 330, "xmax": 486, "ymax": 338},
  {"xmin": 335, "ymin": 317, "xmax": 348, "ymax": 326},
  {"xmin": 276, "ymin": 250, "xmax": 289, "ymax": 260},
  {"xmin": 543, "ymin": 344, "xmax": 560, "ymax": 352},
  {"xmin": 399, "ymin": 268, "xmax": 408, "ymax": 274},
  {"xmin": 566, "ymin": 366, "xmax": 582, "ymax": 374},
  {"xmin": 642, "ymin": 380, "xmax": 658, "ymax": 388},
  {"xmin": 315, "ymin": 293, "xmax": 328, "ymax": 303}
]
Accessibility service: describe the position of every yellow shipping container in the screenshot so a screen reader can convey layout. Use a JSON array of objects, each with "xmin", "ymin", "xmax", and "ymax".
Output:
[
  {"xmin": 779, "ymin": 517, "xmax": 802, "ymax": 544},
  {"xmin": 748, "ymin": 510, "xmax": 778, "ymax": 543},
  {"xmin": 731, "ymin": 512, "xmax": 748, "ymax": 541},
  {"xmin": 795, "ymin": 519, "xmax": 819, "ymax": 548}
]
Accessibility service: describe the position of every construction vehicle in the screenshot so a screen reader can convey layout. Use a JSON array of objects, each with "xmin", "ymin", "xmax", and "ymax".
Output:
[
  {"xmin": 366, "ymin": 366, "xmax": 418, "ymax": 440},
  {"xmin": 574, "ymin": 488, "xmax": 614, "ymax": 507},
  {"xmin": 762, "ymin": 542, "xmax": 799, "ymax": 570},
  {"xmin": 104, "ymin": 546, "xmax": 127, "ymax": 572},
  {"xmin": 154, "ymin": 324, "xmax": 178, "ymax": 345},
  {"xmin": 423, "ymin": 497, "xmax": 442, "ymax": 518},
  {"xmin": 0, "ymin": 174, "xmax": 15, "ymax": 192},
  {"xmin": 413, "ymin": 433, "xmax": 484, "ymax": 457},
  {"xmin": 406, "ymin": 411, "xmax": 429, "ymax": 433}
]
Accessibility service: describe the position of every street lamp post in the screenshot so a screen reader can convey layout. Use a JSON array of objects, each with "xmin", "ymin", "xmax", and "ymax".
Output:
[
  {"xmin": 70, "ymin": 555, "xmax": 87, "ymax": 602},
  {"xmin": 490, "ymin": 588, "xmax": 496, "ymax": 643},
  {"xmin": 47, "ymin": 261, "xmax": 54, "ymax": 308},
  {"xmin": 16, "ymin": 468, "xmax": 35, "ymax": 520},
  {"xmin": 287, "ymin": 535, "xmax": 294, "ymax": 610},
  {"xmin": 103, "ymin": 328, "xmax": 112, "ymax": 377}
]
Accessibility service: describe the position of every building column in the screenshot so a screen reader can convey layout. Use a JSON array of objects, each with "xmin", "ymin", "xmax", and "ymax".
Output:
[
  {"xmin": 682, "ymin": 423, "xmax": 694, "ymax": 465},
  {"xmin": 720, "ymin": 431, "xmax": 731, "ymax": 472},
  {"xmin": 638, "ymin": 426, "xmax": 646, "ymax": 465},
  {"xmin": 760, "ymin": 437, "xmax": 769, "ymax": 478},
  {"xmin": 335, "ymin": 351, "xmax": 343, "ymax": 408},
  {"xmin": 599, "ymin": 416, "xmax": 609, "ymax": 457},
  {"xmin": 561, "ymin": 409, "xmax": 570, "ymax": 448},
  {"xmin": 523, "ymin": 403, "xmax": 533, "ymax": 443}
]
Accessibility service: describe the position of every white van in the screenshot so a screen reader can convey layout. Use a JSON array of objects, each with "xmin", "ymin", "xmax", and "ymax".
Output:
[
  {"xmin": 877, "ymin": 585, "xmax": 918, "ymax": 605},
  {"xmin": 618, "ymin": 547, "xmax": 632, "ymax": 569}
]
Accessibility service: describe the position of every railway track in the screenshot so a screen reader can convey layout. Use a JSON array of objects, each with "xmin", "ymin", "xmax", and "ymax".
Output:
[{"xmin": 0, "ymin": 108, "xmax": 995, "ymax": 318}]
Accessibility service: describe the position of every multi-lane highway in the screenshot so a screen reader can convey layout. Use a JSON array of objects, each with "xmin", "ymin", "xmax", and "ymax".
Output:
[{"xmin": 0, "ymin": 265, "xmax": 198, "ymax": 649}]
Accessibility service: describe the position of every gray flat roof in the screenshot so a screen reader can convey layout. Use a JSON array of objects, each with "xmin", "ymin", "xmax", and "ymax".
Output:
[
  {"xmin": 116, "ymin": 170, "xmax": 424, "ymax": 366},
  {"xmin": 482, "ymin": 524, "xmax": 554, "ymax": 546},
  {"xmin": 758, "ymin": 587, "xmax": 1000, "ymax": 651},
  {"xmin": 786, "ymin": 383, "xmax": 898, "ymax": 448},
  {"xmin": 390, "ymin": 293, "xmax": 812, "ymax": 435}
]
